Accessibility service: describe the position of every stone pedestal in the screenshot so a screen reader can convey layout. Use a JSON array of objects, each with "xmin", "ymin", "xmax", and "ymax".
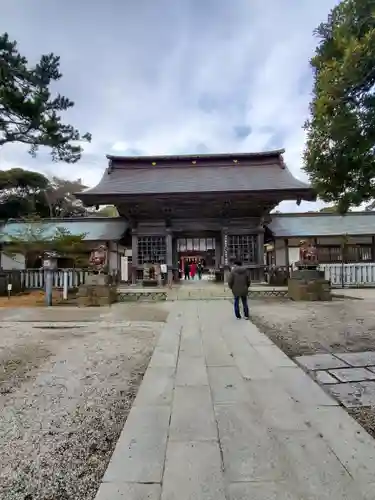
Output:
[
  {"xmin": 288, "ymin": 268, "xmax": 332, "ymax": 301},
  {"xmin": 77, "ymin": 274, "xmax": 117, "ymax": 307}
]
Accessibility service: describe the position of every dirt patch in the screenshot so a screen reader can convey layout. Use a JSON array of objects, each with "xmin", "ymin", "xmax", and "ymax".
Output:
[
  {"xmin": 0, "ymin": 306, "xmax": 165, "ymax": 500},
  {"xmin": 0, "ymin": 290, "xmax": 73, "ymax": 308},
  {"xmin": 250, "ymin": 298, "xmax": 375, "ymax": 439}
]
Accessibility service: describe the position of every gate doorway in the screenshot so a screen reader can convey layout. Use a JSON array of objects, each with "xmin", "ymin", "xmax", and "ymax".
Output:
[{"xmin": 177, "ymin": 236, "xmax": 217, "ymax": 277}]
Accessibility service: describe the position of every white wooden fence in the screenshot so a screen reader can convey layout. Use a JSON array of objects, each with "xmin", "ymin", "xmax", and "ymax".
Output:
[
  {"xmin": 20, "ymin": 269, "xmax": 89, "ymax": 289},
  {"xmin": 17, "ymin": 264, "xmax": 375, "ymax": 289},
  {"xmin": 320, "ymin": 263, "xmax": 375, "ymax": 287}
]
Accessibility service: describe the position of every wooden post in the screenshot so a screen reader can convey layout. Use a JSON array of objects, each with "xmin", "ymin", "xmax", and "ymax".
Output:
[
  {"xmin": 257, "ymin": 229, "xmax": 265, "ymax": 281},
  {"xmin": 131, "ymin": 230, "xmax": 138, "ymax": 285},
  {"xmin": 284, "ymin": 238, "xmax": 289, "ymax": 273},
  {"xmin": 166, "ymin": 229, "xmax": 173, "ymax": 287},
  {"xmin": 215, "ymin": 235, "xmax": 221, "ymax": 270}
]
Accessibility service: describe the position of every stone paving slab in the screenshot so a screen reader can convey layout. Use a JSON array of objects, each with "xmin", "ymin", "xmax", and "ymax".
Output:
[
  {"xmin": 246, "ymin": 380, "xmax": 309, "ymax": 432},
  {"xmin": 133, "ymin": 366, "xmax": 175, "ymax": 406},
  {"xmin": 335, "ymin": 351, "xmax": 375, "ymax": 367},
  {"xmin": 315, "ymin": 370, "xmax": 339, "ymax": 384},
  {"xmin": 243, "ymin": 322, "xmax": 275, "ymax": 345},
  {"xmin": 220, "ymin": 326, "xmax": 273, "ymax": 380},
  {"xmin": 275, "ymin": 366, "xmax": 339, "ymax": 407},
  {"xmin": 102, "ymin": 405, "xmax": 171, "ymax": 483},
  {"xmin": 214, "ymin": 403, "xmax": 286, "ymax": 482},
  {"xmin": 295, "ymin": 353, "xmax": 349, "ymax": 371},
  {"xmin": 95, "ymin": 483, "xmax": 162, "ymax": 500},
  {"xmin": 329, "ymin": 367, "xmax": 375, "ymax": 382},
  {"xmin": 326, "ymin": 380, "xmax": 375, "ymax": 407},
  {"xmin": 169, "ymin": 385, "xmax": 217, "ymax": 441},
  {"xmin": 148, "ymin": 347, "xmax": 178, "ymax": 368},
  {"xmin": 207, "ymin": 366, "xmax": 250, "ymax": 404},
  {"xmin": 253, "ymin": 344, "xmax": 296, "ymax": 369},
  {"xmin": 95, "ymin": 300, "xmax": 375, "ymax": 500},
  {"xmin": 202, "ymin": 335, "xmax": 235, "ymax": 367},
  {"xmin": 276, "ymin": 430, "xmax": 366, "ymax": 499},
  {"xmin": 161, "ymin": 441, "xmax": 226, "ymax": 500},
  {"xmin": 228, "ymin": 481, "xmax": 302, "ymax": 500},
  {"xmin": 175, "ymin": 355, "xmax": 208, "ymax": 386},
  {"xmin": 300, "ymin": 406, "xmax": 375, "ymax": 484},
  {"xmin": 179, "ymin": 335, "xmax": 204, "ymax": 356}
]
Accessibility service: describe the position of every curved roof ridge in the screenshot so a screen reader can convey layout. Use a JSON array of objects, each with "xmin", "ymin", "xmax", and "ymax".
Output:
[{"xmin": 106, "ymin": 149, "xmax": 285, "ymax": 162}]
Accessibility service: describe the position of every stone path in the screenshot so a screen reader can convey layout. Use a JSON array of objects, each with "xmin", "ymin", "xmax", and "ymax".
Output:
[
  {"xmin": 95, "ymin": 300, "xmax": 375, "ymax": 500},
  {"xmin": 296, "ymin": 352, "xmax": 375, "ymax": 408}
]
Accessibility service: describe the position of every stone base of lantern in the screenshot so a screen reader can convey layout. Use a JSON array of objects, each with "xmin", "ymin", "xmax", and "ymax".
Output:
[
  {"xmin": 288, "ymin": 267, "xmax": 331, "ymax": 301},
  {"xmin": 77, "ymin": 273, "xmax": 117, "ymax": 307}
]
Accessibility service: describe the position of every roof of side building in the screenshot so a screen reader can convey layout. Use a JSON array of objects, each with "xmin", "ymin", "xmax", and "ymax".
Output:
[
  {"xmin": 0, "ymin": 218, "xmax": 128, "ymax": 242},
  {"xmin": 268, "ymin": 212, "xmax": 375, "ymax": 237}
]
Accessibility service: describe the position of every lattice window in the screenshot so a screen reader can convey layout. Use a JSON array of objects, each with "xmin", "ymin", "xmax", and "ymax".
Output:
[
  {"xmin": 138, "ymin": 236, "xmax": 166, "ymax": 264},
  {"xmin": 228, "ymin": 235, "xmax": 257, "ymax": 264},
  {"xmin": 318, "ymin": 245, "xmax": 373, "ymax": 263},
  {"xmin": 317, "ymin": 246, "xmax": 342, "ymax": 263}
]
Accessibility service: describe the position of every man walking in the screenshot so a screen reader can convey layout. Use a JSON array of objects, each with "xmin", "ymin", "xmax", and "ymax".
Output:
[{"xmin": 227, "ymin": 260, "xmax": 250, "ymax": 319}]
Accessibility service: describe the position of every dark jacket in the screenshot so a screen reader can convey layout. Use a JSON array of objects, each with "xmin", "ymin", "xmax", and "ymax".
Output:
[{"xmin": 228, "ymin": 266, "xmax": 250, "ymax": 297}]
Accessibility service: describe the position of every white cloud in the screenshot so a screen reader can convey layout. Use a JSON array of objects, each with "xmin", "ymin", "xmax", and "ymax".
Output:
[{"xmin": 0, "ymin": 0, "xmax": 340, "ymax": 211}]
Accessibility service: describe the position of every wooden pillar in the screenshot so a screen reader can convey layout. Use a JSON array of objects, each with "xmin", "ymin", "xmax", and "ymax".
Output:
[
  {"xmin": 215, "ymin": 235, "xmax": 221, "ymax": 269},
  {"xmin": 284, "ymin": 238, "xmax": 289, "ymax": 269},
  {"xmin": 257, "ymin": 229, "xmax": 265, "ymax": 282},
  {"xmin": 131, "ymin": 230, "xmax": 138, "ymax": 284},
  {"xmin": 166, "ymin": 229, "xmax": 173, "ymax": 286}
]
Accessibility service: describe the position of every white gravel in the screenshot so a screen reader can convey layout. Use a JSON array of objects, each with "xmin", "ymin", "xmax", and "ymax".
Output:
[
  {"xmin": 250, "ymin": 297, "xmax": 375, "ymax": 357},
  {"xmin": 0, "ymin": 304, "xmax": 168, "ymax": 500}
]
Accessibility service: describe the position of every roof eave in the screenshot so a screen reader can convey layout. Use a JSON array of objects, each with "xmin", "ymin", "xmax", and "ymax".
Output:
[
  {"xmin": 105, "ymin": 149, "xmax": 286, "ymax": 162},
  {"xmin": 76, "ymin": 187, "xmax": 314, "ymax": 200}
]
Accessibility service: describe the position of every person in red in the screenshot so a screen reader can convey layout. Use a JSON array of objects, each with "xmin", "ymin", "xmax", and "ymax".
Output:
[{"xmin": 190, "ymin": 260, "xmax": 197, "ymax": 280}]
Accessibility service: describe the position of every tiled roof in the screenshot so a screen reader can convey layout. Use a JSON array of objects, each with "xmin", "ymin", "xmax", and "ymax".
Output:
[
  {"xmin": 0, "ymin": 218, "xmax": 128, "ymax": 242},
  {"xmin": 268, "ymin": 213, "xmax": 375, "ymax": 237},
  {"xmin": 106, "ymin": 150, "xmax": 286, "ymax": 162},
  {"xmin": 78, "ymin": 151, "xmax": 312, "ymax": 197}
]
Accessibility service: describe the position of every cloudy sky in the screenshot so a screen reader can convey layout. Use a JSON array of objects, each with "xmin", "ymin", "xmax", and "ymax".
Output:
[{"xmin": 1, "ymin": 0, "xmax": 339, "ymax": 211}]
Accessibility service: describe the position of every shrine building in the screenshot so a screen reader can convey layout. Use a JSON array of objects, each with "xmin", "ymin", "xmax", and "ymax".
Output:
[{"xmin": 77, "ymin": 150, "xmax": 314, "ymax": 282}]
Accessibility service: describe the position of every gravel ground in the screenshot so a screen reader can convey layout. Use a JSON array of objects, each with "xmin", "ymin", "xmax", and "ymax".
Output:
[
  {"xmin": 0, "ymin": 303, "xmax": 170, "ymax": 500},
  {"xmin": 250, "ymin": 297, "xmax": 375, "ymax": 438},
  {"xmin": 250, "ymin": 298, "xmax": 375, "ymax": 358}
]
